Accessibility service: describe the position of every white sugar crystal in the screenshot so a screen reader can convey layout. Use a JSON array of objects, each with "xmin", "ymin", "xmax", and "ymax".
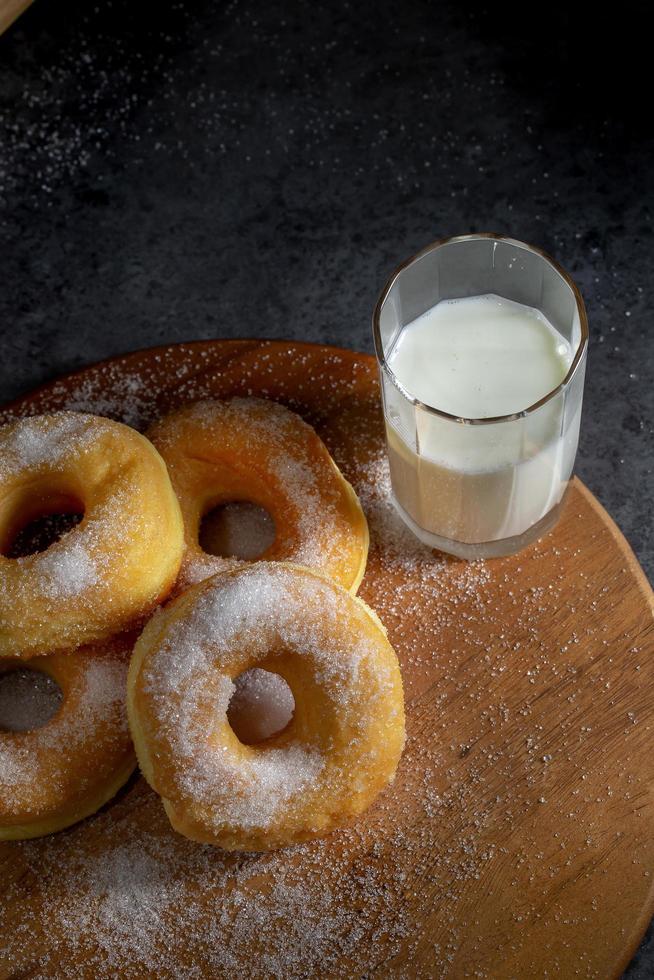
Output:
[
  {"xmin": 37, "ymin": 540, "xmax": 99, "ymax": 597},
  {"xmin": 180, "ymin": 744, "xmax": 324, "ymax": 831},
  {"xmin": 1, "ymin": 413, "xmax": 92, "ymax": 474}
]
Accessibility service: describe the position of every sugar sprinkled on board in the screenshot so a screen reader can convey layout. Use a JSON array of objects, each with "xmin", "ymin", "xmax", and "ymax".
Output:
[
  {"xmin": 356, "ymin": 448, "xmax": 443, "ymax": 575},
  {"xmin": 0, "ymin": 791, "xmax": 416, "ymax": 979},
  {"xmin": 227, "ymin": 668, "xmax": 295, "ymax": 743},
  {"xmin": 353, "ymin": 447, "xmax": 492, "ymax": 675},
  {"xmin": 48, "ymin": 371, "xmax": 154, "ymax": 430}
]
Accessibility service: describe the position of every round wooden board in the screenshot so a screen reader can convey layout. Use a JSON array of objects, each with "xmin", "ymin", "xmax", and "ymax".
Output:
[{"xmin": 1, "ymin": 340, "xmax": 653, "ymax": 980}]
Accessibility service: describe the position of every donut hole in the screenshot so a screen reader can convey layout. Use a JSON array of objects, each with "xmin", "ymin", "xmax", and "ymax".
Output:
[
  {"xmin": 0, "ymin": 668, "xmax": 63, "ymax": 732},
  {"xmin": 199, "ymin": 501, "xmax": 275, "ymax": 561},
  {"xmin": 227, "ymin": 668, "xmax": 295, "ymax": 745},
  {"xmin": 2, "ymin": 492, "xmax": 84, "ymax": 558}
]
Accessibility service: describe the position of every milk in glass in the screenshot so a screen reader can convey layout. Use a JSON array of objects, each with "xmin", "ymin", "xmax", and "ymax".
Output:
[{"xmin": 385, "ymin": 294, "xmax": 581, "ymax": 544}]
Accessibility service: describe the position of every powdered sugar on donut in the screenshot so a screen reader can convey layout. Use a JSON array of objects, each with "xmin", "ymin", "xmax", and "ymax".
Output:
[
  {"xmin": 139, "ymin": 564, "xmax": 400, "ymax": 834},
  {"xmin": 157, "ymin": 398, "xmax": 364, "ymax": 588},
  {"xmin": 0, "ymin": 411, "xmax": 182, "ymax": 656},
  {"xmin": 150, "ymin": 565, "xmax": 376, "ymax": 698},
  {"xmin": 149, "ymin": 652, "xmax": 323, "ymax": 831},
  {"xmin": 37, "ymin": 541, "xmax": 99, "ymax": 598},
  {"xmin": 0, "ymin": 655, "xmax": 129, "ymax": 811},
  {"xmin": 0, "ymin": 412, "xmax": 95, "ymax": 476},
  {"xmin": 178, "ymin": 740, "xmax": 323, "ymax": 832}
]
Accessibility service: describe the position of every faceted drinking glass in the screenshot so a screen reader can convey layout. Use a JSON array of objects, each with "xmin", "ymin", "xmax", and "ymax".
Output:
[{"xmin": 372, "ymin": 233, "xmax": 589, "ymax": 559}]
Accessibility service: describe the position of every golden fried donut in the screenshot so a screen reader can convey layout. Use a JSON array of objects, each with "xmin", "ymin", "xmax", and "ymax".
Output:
[
  {"xmin": 0, "ymin": 635, "xmax": 136, "ymax": 839},
  {"xmin": 127, "ymin": 562, "xmax": 405, "ymax": 850},
  {"xmin": 0, "ymin": 412, "xmax": 184, "ymax": 658},
  {"xmin": 147, "ymin": 398, "xmax": 369, "ymax": 593}
]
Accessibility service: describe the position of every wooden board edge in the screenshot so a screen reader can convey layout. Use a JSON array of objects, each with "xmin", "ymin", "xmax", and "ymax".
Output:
[
  {"xmin": 0, "ymin": 338, "xmax": 368, "ymax": 418},
  {"xmin": 572, "ymin": 477, "xmax": 653, "ymax": 609},
  {"xmin": 0, "ymin": 0, "xmax": 33, "ymax": 37},
  {"xmin": 611, "ymin": 877, "xmax": 654, "ymax": 979},
  {"xmin": 571, "ymin": 477, "xmax": 654, "ymax": 978}
]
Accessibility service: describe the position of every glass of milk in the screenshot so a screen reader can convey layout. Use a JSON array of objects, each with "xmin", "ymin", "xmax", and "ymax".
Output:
[{"xmin": 373, "ymin": 233, "xmax": 588, "ymax": 559}]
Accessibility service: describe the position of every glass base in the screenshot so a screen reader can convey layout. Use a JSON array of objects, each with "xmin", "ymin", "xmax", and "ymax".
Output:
[{"xmin": 391, "ymin": 492, "xmax": 567, "ymax": 560}]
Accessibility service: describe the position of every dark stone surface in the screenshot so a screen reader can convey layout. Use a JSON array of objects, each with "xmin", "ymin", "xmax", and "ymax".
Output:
[{"xmin": 0, "ymin": 1, "xmax": 652, "ymax": 973}]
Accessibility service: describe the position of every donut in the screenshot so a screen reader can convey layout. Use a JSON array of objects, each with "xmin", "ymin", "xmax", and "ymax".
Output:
[
  {"xmin": 127, "ymin": 562, "xmax": 405, "ymax": 850},
  {"xmin": 0, "ymin": 635, "xmax": 136, "ymax": 840},
  {"xmin": 146, "ymin": 398, "xmax": 369, "ymax": 593},
  {"xmin": 0, "ymin": 412, "xmax": 184, "ymax": 658}
]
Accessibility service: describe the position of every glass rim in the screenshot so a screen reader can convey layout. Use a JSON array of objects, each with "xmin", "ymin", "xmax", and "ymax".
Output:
[{"xmin": 372, "ymin": 232, "xmax": 589, "ymax": 426}]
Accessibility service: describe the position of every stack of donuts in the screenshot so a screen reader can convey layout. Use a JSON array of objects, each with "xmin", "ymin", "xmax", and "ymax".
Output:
[{"xmin": 0, "ymin": 398, "xmax": 405, "ymax": 851}]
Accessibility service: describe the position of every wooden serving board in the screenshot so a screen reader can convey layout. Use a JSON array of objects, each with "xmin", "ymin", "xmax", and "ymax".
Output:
[{"xmin": 0, "ymin": 340, "xmax": 653, "ymax": 979}]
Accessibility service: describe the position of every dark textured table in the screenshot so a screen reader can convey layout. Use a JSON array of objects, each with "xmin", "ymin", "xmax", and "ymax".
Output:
[{"xmin": 1, "ymin": 2, "xmax": 652, "ymax": 975}]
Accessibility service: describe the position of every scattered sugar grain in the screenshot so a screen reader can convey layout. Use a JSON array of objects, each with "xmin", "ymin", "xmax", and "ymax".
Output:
[{"xmin": 0, "ymin": 413, "xmax": 93, "ymax": 475}]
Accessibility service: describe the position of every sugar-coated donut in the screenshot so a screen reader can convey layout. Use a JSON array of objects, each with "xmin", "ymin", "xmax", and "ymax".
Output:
[
  {"xmin": 127, "ymin": 562, "xmax": 405, "ymax": 851},
  {"xmin": 147, "ymin": 398, "xmax": 369, "ymax": 593},
  {"xmin": 0, "ymin": 412, "xmax": 184, "ymax": 658},
  {"xmin": 0, "ymin": 635, "xmax": 136, "ymax": 840}
]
